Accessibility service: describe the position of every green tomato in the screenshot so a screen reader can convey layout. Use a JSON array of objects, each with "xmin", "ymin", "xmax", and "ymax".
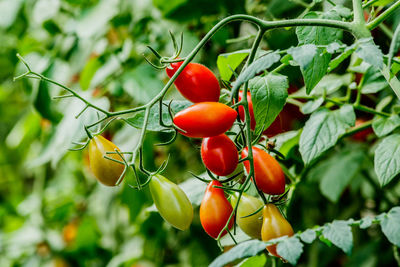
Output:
[
  {"xmin": 230, "ymin": 192, "xmax": 263, "ymax": 239},
  {"xmin": 149, "ymin": 174, "xmax": 193, "ymax": 230}
]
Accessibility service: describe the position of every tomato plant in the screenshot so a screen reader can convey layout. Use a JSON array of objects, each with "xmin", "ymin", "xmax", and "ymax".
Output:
[
  {"xmin": 201, "ymin": 134, "xmax": 238, "ymax": 176},
  {"xmin": 200, "ymin": 180, "xmax": 233, "ymax": 239},
  {"xmin": 166, "ymin": 61, "xmax": 220, "ymax": 103},
  {"xmin": 173, "ymin": 102, "xmax": 237, "ymax": 138},
  {"xmin": 241, "ymin": 146, "xmax": 286, "ymax": 195}
]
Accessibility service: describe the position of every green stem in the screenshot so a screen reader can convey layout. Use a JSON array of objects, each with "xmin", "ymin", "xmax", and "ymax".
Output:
[
  {"xmin": 362, "ymin": 0, "xmax": 379, "ymax": 9},
  {"xmin": 353, "ymin": 0, "xmax": 366, "ymax": 24},
  {"xmin": 367, "ymin": 0, "xmax": 400, "ymax": 30}
]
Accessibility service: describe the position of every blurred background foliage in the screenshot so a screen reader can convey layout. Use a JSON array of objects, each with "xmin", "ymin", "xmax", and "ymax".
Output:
[{"xmin": 1, "ymin": 0, "xmax": 399, "ymax": 266}]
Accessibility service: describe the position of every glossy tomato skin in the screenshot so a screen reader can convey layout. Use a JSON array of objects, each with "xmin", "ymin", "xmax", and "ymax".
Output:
[
  {"xmin": 166, "ymin": 61, "xmax": 220, "ymax": 103},
  {"xmin": 173, "ymin": 102, "xmax": 237, "ymax": 138},
  {"xmin": 88, "ymin": 135, "xmax": 125, "ymax": 186},
  {"xmin": 200, "ymin": 180, "xmax": 234, "ymax": 238},
  {"xmin": 230, "ymin": 192, "xmax": 263, "ymax": 239},
  {"xmin": 238, "ymin": 91, "xmax": 256, "ymax": 130},
  {"xmin": 149, "ymin": 174, "xmax": 193, "ymax": 230},
  {"xmin": 201, "ymin": 134, "xmax": 238, "ymax": 176},
  {"xmin": 261, "ymin": 204, "xmax": 294, "ymax": 257},
  {"xmin": 241, "ymin": 147, "xmax": 285, "ymax": 195}
]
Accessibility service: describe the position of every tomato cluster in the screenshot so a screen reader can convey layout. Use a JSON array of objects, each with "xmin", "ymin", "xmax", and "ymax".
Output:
[{"xmin": 86, "ymin": 61, "xmax": 294, "ymax": 258}]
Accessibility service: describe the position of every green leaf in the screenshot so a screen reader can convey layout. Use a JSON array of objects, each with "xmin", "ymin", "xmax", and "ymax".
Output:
[
  {"xmin": 299, "ymin": 105, "xmax": 355, "ymax": 164},
  {"xmin": 319, "ymin": 149, "xmax": 366, "ymax": 202},
  {"xmin": 362, "ymin": 66, "xmax": 389, "ymax": 94},
  {"xmin": 75, "ymin": 216, "xmax": 100, "ymax": 250},
  {"xmin": 209, "ymin": 240, "xmax": 266, "ymax": 267},
  {"xmin": 301, "ymin": 97, "xmax": 324, "ymax": 114},
  {"xmin": 232, "ymin": 52, "xmax": 281, "ymax": 93},
  {"xmin": 288, "ymin": 45, "xmax": 330, "ymax": 94},
  {"xmin": 388, "ymin": 22, "xmax": 400, "ymax": 68},
  {"xmin": 380, "ymin": 207, "xmax": 400, "ymax": 247},
  {"xmin": 34, "ymin": 80, "xmax": 62, "ymax": 122},
  {"xmin": 300, "ymin": 229, "xmax": 317, "ymax": 244},
  {"xmin": 355, "ymin": 38, "xmax": 384, "ymax": 69},
  {"xmin": 374, "ymin": 134, "xmax": 400, "ymax": 186},
  {"xmin": 238, "ymin": 254, "xmax": 267, "ymax": 267},
  {"xmin": 80, "ymin": 56, "xmax": 101, "ymax": 91},
  {"xmin": 126, "ymin": 100, "xmax": 192, "ymax": 132},
  {"xmin": 322, "ymin": 220, "xmax": 353, "ymax": 254},
  {"xmin": 276, "ymin": 236, "xmax": 304, "ymax": 265},
  {"xmin": 372, "ymin": 0, "xmax": 396, "ymax": 6},
  {"xmin": 372, "ymin": 115, "xmax": 400, "ymax": 137},
  {"xmin": 296, "ymin": 11, "xmax": 342, "ymax": 45},
  {"xmin": 274, "ymin": 130, "xmax": 300, "ymax": 157},
  {"xmin": 217, "ymin": 50, "xmax": 249, "ymax": 81},
  {"xmin": 249, "ymin": 73, "xmax": 288, "ymax": 133},
  {"xmin": 380, "ymin": 65, "xmax": 400, "ymax": 100},
  {"xmin": 312, "ymin": 73, "xmax": 352, "ymax": 96}
]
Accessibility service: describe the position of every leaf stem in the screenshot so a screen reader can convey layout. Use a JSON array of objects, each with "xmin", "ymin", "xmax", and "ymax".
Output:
[{"xmin": 367, "ymin": 0, "xmax": 400, "ymax": 30}]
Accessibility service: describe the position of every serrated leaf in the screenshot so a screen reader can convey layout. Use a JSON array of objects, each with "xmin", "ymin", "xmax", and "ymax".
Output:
[
  {"xmin": 362, "ymin": 66, "xmax": 389, "ymax": 94},
  {"xmin": 359, "ymin": 217, "xmax": 373, "ymax": 229},
  {"xmin": 126, "ymin": 100, "xmax": 192, "ymax": 132},
  {"xmin": 301, "ymin": 97, "xmax": 324, "ymax": 114},
  {"xmin": 276, "ymin": 236, "xmax": 304, "ymax": 265},
  {"xmin": 217, "ymin": 50, "xmax": 249, "ymax": 81},
  {"xmin": 319, "ymin": 149, "xmax": 366, "ymax": 202},
  {"xmin": 296, "ymin": 11, "xmax": 342, "ymax": 45},
  {"xmin": 209, "ymin": 240, "xmax": 266, "ymax": 267},
  {"xmin": 372, "ymin": 115, "xmax": 400, "ymax": 137},
  {"xmin": 232, "ymin": 52, "xmax": 281, "ymax": 93},
  {"xmin": 374, "ymin": 134, "xmax": 400, "ymax": 186},
  {"xmin": 299, "ymin": 105, "xmax": 355, "ymax": 164},
  {"xmin": 249, "ymin": 74, "xmax": 288, "ymax": 133},
  {"xmin": 322, "ymin": 220, "xmax": 353, "ymax": 254},
  {"xmin": 380, "ymin": 207, "xmax": 400, "ymax": 247},
  {"xmin": 355, "ymin": 38, "xmax": 384, "ymax": 69},
  {"xmin": 288, "ymin": 45, "xmax": 330, "ymax": 94},
  {"xmin": 300, "ymin": 229, "xmax": 317, "ymax": 244}
]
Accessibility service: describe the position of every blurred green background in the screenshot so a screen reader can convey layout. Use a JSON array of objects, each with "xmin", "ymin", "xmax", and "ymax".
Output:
[{"xmin": 1, "ymin": 0, "xmax": 400, "ymax": 266}]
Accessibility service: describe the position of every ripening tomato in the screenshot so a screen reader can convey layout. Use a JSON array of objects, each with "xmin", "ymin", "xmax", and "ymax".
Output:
[
  {"xmin": 241, "ymin": 147, "xmax": 285, "ymax": 195},
  {"xmin": 166, "ymin": 61, "xmax": 220, "ymax": 103},
  {"xmin": 173, "ymin": 102, "xmax": 237, "ymax": 138},
  {"xmin": 201, "ymin": 134, "xmax": 238, "ymax": 176},
  {"xmin": 261, "ymin": 204, "xmax": 294, "ymax": 257},
  {"xmin": 352, "ymin": 118, "xmax": 373, "ymax": 141},
  {"xmin": 200, "ymin": 180, "xmax": 234, "ymax": 238},
  {"xmin": 88, "ymin": 135, "xmax": 125, "ymax": 186},
  {"xmin": 238, "ymin": 91, "xmax": 256, "ymax": 130},
  {"xmin": 230, "ymin": 192, "xmax": 263, "ymax": 239},
  {"xmin": 149, "ymin": 174, "xmax": 193, "ymax": 230}
]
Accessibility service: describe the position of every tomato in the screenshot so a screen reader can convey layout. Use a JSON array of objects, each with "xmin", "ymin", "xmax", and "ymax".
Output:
[
  {"xmin": 201, "ymin": 134, "xmax": 238, "ymax": 176},
  {"xmin": 200, "ymin": 180, "xmax": 234, "ymax": 238},
  {"xmin": 352, "ymin": 118, "xmax": 373, "ymax": 141},
  {"xmin": 238, "ymin": 91, "xmax": 256, "ymax": 130},
  {"xmin": 149, "ymin": 174, "xmax": 193, "ymax": 230},
  {"xmin": 173, "ymin": 102, "xmax": 237, "ymax": 138},
  {"xmin": 88, "ymin": 135, "xmax": 125, "ymax": 186},
  {"xmin": 241, "ymin": 147, "xmax": 285, "ymax": 195},
  {"xmin": 261, "ymin": 204, "xmax": 294, "ymax": 257},
  {"xmin": 166, "ymin": 61, "xmax": 220, "ymax": 103},
  {"xmin": 62, "ymin": 220, "xmax": 78, "ymax": 246},
  {"xmin": 230, "ymin": 192, "xmax": 263, "ymax": 239}
]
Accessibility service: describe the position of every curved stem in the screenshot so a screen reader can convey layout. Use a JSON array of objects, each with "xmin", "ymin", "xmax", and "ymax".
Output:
[{"xmin": 367, "ymin": 0, "xmax": 400, "ymax": 30}]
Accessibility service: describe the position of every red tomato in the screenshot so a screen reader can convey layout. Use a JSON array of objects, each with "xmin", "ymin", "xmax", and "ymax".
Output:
[
  {"xmin": 238, "ymin": 91, "xmax": 256, "ymax": 130},
  {"xmin": 241, "ymin": 147, "xmax": 285, "ymax": 195},
  {"xmin": 173, "ymin": 102, "xmax": 237, "ymax": 138},
  {"xmin": 166, "ymin": 61, "xmax": 220, "ymax": 103},
  {"xmin": 201, "ymin": 134, "xmax": 238, "ymax": 176},
  {"xmin": 352, "ymin": 118, "xmax": 373, "ymax": 141},
  {"xmin": 200, "ymin": 180, "xmax": 234, "ymax": 238}
]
